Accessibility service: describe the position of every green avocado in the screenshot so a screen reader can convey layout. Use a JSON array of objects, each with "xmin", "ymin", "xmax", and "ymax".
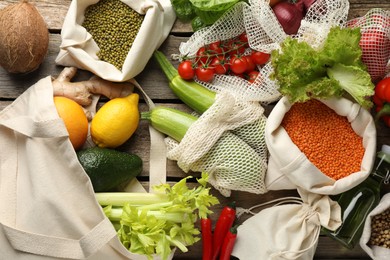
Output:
[{"xmin": 77, "ymin": 147, "xmax": 143, "ymax": 192}]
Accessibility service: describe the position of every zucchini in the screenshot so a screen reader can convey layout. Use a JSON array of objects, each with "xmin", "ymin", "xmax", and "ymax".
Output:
[
  {"xmin": 154, "ymin": 50, "xmax": 215, "ymax": 114},
  {"xmin": 141, "ymin": 105, "xmax": 267, "ymax": 195},
  {"xmin": 141, "ymin": 106, "xmax": 198, "ymax": 142},
  {"xmin": 153, "ymin": 50, "xmax": 267, "ymax": 157}
]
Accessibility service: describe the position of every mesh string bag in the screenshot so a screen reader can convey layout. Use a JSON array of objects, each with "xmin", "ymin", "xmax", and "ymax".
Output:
[
  {"xmin": 178, "ymin": 1, "xmax": 280, "ymax": 104},
  {"xmin": 177, "ymin": 0, "xmax": 350, "ymax": 104},
  {"xmin": 347, "ymin": 8, "xmax": 390, "ymax": 83},
  {"xmin": 165, "ymin": 91, "xmax": 268, "ymax": 197}
]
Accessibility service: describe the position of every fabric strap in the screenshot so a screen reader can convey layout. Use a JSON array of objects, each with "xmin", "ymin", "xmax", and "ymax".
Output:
[
  {"xmin": 130, "ymin": 79, "xmax": 167, "ymax": 191},
  {"xmin": 1, "ymin": 218, "xmax": 117, "ymax": 259}
]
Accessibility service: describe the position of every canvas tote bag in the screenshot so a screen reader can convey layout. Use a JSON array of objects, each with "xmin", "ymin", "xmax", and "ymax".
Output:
[
  {"xmin": 0, "ymin": 76, "xmax": 170, "ymax": 259},
  {"xmin": 55, "ymin": 0, "xmax": 175, "ymax": 82},
  {"xmin": 264, "ymin": 96, "xmax": 377, "ymax": 195}
]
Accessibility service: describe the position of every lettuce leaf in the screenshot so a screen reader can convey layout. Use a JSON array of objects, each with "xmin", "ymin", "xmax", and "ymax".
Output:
[
  {"xmin": 189, "ymin": 0, "xmax": 240, "ymax": 11},
  {"xmin": 271, "ymin": 26, "xmax": 375, "ymax": 108},
  {"xmin": 171, "ymin": 0, "xmax": 196, "ymax": 22}
]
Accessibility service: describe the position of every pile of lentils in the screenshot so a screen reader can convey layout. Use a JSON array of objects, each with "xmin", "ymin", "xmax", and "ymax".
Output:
[
  {"xmin": 368, "ymin": 207, "xmax": 390, "ymax": 248},
  {"xmin": 82, "ymin": 0, "xmax": 144, "ymax": 70}
]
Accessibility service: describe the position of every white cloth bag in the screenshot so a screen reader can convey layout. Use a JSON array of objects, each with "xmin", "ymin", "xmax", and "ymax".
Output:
[
  {"xmin": 0, "ymin": 77, "xmax": 170, "ymax": 259},
  {"xmin": 360, "ymin": 193, "xmax": 390, "ymax": 260},
  {"xmin": 265, "ymin": 97, "xmax": 377, "ymax": 195},
  {"xmin": 232, "ymin": 188, "xmax": 342, "ymax": 260},
  {"xmin": 55, "ymin": 0, "xmax": 176, "ymax": 82}
]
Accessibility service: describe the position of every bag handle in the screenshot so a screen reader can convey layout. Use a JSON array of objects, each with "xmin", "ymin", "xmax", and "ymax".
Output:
[
  {"xmin": 130, "ymin": 78, "xmax": 168, "ymax": 191},
  {"xmin": 1, "ymin": 217, "xmax": 117, "ymax": 259}
]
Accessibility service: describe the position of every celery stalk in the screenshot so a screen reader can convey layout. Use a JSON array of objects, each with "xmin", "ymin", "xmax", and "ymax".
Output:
[
  {"xmin": 96, "ymin": 192, "xmax": 169, "ymax": 206},
  {"xmin": 105, "ymin": 206, "xmax": 187, "ymax": 223},
  {"xmin": 96, "ymin": 173, "xmax": 219, "ymax": 260}
]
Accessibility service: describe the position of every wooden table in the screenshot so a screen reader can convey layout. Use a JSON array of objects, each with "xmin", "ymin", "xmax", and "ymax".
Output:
[{"xmin": 0, "ymin": 0, "xmax": 389, "ymax": 259}]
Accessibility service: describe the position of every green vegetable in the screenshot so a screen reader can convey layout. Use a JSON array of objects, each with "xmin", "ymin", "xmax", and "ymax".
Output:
[
  {"xmin": 140, "ymin": 105, "xmax": 267, "ymax": 197},
  {"xmin": 170, "ymin": 0, "xmax": 196, "ymax": 22},
  {"xmin": 153, "ymin": 50, "xmax": 267, "ymax": 153},
  {"xmin": 97, "ymin": 173, "xmax": 219, "ymax": 260},
  {"xmin": 190, "ymin": 0, "xmax": 240, "ymax": 25},
  {"xmin": 77, "ymin": 147, "xmax": 143, "ymax": 192},
  {"xmin": 154, "ymin": 50, "xmax": 216, "ymax": 114},
  {"xmin": 271, "ymin": 26, "xmax": 375, "ymax": 108},
  {"xmin": 141, "ymin": 106, "xmax": 197, "ymax": 142},
  {"xmin": 191, "ymin": 15, "xmax": 208, "ymax": 31},
  {"xmin": 171, "ymin": 0, "xmax": 244, "ymax": 26}
]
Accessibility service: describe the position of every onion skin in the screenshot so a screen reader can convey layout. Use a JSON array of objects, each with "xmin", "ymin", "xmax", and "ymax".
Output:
[
  {"xmin": 273, "ymin": 0, "xmax": 305, "ymax": 35},
  {"xmin": 0, "ymin": 0, "xmax": 49, "ymax": 74},
  {"xmin": 302, "ymin": 0, "xmax": 317, "ymax": 12}
]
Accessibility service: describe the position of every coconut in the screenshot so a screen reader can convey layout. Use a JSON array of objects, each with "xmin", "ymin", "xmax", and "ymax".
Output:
[{"xmin": 0, "ymin": 0, "xmax": 49, "ymax": 73}]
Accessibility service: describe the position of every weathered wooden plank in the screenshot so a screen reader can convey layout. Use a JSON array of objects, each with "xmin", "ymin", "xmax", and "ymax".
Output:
[
  {"xmin": 0, "ymin": 34, "xmax": 187, "ymax": 100},
  {"xmin": 0, "ymin": 0, "xmax": 388, "ymax": 33}
]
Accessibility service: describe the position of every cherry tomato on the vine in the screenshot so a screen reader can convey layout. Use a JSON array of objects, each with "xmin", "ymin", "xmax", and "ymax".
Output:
[
  {"xmin": 250, "ymin": 51, "xmax": 270, "ymax": 65},
  {"xmin": 208, "ymin": 41, "xmax": 224, "ymax": 55},
  {"xmin": 196, "ymin": 66, "xmax": 215, "ymax": 82},
  {"xmin": 247, "ymin": 70, "xmax": 260, "ymax": 83},
  {"xmin": 210, "ymin": 56, "xmax": 229, "ymax": 75},
  {"xmin": 239, "ymin": 32, "xmax": 248, "ymax": 44},
  {"xmin": 230, "ymin": 55, "xmax": 248, "ymax": 74},
  {"xmin": 178, "ymin": 60, "xmax": 195, "ymax": 80},
  {"xmin": 244, "ymin": 55, "xmax": 256, "ymax": 73},
  {"xmin": 226, "ymin": 40, "xmax": 246, "ymax": 56},
  {"xmin": 196, "ymin": 46, "xmax": 210, "ymax": 65}
]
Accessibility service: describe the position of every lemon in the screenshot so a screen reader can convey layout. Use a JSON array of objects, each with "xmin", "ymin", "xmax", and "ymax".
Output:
[{"xmin": 91, "ymin": 93, "xmax": 140, "ymax": 148}]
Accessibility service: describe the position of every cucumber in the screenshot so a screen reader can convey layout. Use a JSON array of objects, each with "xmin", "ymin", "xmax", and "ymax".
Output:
[{"xmin": 77, "ymin": 147, "xmax": 143, "ymax": 192}]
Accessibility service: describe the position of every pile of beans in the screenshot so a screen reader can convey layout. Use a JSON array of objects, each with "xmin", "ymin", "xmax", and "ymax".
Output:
[
  {"xmin": 282, "ymin": 99, "xmax": 365, "ymax": 180},
  {"xmin": 368, "ymin": 208, "xmax": 390, "ymax": 248},
  {"xmin": 82, "ymin": 0, "xmax": 144, "ymax": 70}
]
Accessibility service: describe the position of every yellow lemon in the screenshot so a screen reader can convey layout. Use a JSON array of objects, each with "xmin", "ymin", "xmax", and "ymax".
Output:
[{"xmin": 91, "ymin": 93, "xmax": 140, "ymax": 148}]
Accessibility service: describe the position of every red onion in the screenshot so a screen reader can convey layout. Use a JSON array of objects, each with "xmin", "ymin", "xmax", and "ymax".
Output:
[
  {"xmin": 302, "ymin": 0, "xmax": 317, "ymax": 12},
  {"xmin": 272, "ymin": 0, "xmax": 305, "ymax": 35}
]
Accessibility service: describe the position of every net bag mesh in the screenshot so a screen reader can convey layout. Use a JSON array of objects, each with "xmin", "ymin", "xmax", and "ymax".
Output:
[
  {"xmin": 165, "ymin": 91, "xmax": 268, "ymax": 197},
  {"xmin": 347, "ymin": 8, "xmax": 390, "ymax": 83},
  {"xmin": 178, "ymin": 0, "xmax": 350, "ymax": 104}
]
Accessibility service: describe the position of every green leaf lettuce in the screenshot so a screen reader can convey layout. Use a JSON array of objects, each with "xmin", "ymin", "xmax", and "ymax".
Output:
[{"xmin": 271, "ymin": 26, "xmax": 375, "ymax": 108}]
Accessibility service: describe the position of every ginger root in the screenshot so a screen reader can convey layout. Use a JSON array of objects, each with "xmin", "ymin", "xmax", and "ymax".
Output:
[{"xmin": 52, "ymin": 67, "xmax": 134, "ymax": 106}]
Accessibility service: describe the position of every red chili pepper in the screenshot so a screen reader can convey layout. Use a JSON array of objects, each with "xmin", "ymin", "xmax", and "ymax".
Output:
[
  {"xmin": 201, "ymin": 218, "xmax": 213, "ymax": 260},
  {"xmin": 219, "ymin": 225, "xmax": 238, "ymax": 260},
  {"xmin": 212, "ymin": 202, "xmax": 236, "ymax": 260}
]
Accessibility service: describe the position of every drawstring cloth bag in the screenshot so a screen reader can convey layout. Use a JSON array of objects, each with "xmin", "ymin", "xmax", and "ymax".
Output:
[
  {"xmin": 0, "ymin": 76, "xmax": 171, "ymax": 259},
  {"xmin": 360, "ymin": 193, "xmax": 390, "ymax": 260},
  {"xmin": 55, "ymin": 0, "xmax": 175, "ymax": 82},
  {"xmin": 231, "ymin": 188, "xmax": 342, "ymax": 260},
  {"xmin": 265, "ymin": 96, "xmax": 377, "ymax": 195}
]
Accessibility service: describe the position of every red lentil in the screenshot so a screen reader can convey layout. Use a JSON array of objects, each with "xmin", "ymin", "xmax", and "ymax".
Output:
[{"xmin": 281, "ymin": 99, "xmax": 365, "ymax": 180}]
